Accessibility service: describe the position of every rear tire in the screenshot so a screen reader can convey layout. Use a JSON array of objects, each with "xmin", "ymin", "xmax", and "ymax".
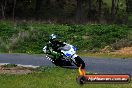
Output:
[{"xmin": 74, "ymin": 56, "xmax": 85, "ymax": 69}]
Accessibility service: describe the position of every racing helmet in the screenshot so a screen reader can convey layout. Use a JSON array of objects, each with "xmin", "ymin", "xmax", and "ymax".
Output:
[{"xmin": 49, "ymin": 34, "xmax": 57, "ymax": 40}]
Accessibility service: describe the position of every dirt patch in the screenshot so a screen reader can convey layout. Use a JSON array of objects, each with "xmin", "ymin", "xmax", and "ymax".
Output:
[
  {"xmin": 111, "ymin": 47, "xmax": 132, "ymax": 55},
  {"xmin": 100, "ymin": 46, "xmax": 113, "ymax": 53},
  {"xmin": 0, "ymin": 65, "xmax": 33, "ymax": 74},
  {"xmin": 100, "ymin": 46, "xmax": 132, "ymax": 56}
]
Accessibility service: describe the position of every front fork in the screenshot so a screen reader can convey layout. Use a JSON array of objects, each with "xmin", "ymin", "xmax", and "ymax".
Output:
[{"xmin": 71, "ymin": 54, "xmax": 78, "ymax": 63}]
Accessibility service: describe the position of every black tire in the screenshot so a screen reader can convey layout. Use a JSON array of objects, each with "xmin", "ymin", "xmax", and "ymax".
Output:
[
  {"xmin": 74, "ymin": 56, "xmax": 85, "ymax": 69},
  {"xmin": 76, "ymin": 76, "xmax": 86, "ymax": 84}
]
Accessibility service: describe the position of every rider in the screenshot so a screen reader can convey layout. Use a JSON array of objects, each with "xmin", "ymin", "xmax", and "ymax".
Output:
[
  {"xmin": 43, "ymin": 34, "xmax": 66, "ymax": 59},
  {"xmin": 43, "ymin": 34, "xmax": 85, "ymax": 68},
  {"xmin": 49, "ymin": 34, "xmax": 66, "ymax": 52}
]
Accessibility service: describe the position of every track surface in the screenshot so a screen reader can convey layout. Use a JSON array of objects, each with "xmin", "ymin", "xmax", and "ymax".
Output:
[{"xmin": 0, "ymin": 54, "xmax": 132, "ymax": 75}]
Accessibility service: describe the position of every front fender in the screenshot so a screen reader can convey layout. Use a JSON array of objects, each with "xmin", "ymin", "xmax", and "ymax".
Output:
[{"xmin": 72, "ymin": 54, "xmax": 78, "ymax": 59}]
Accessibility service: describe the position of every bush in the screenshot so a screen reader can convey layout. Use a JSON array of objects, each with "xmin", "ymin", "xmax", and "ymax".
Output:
[
  {"xmin": 111, "ymin": 39, "xmax": 132, "ymax": 50},
  {"xmin": 0, "ymin": 21, "xmax": 130, "ymax": 53}
]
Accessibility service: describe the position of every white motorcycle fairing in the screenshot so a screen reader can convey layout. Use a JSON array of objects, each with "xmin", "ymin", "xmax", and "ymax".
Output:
[{"xmin": 61, "ymin": 44, "xmax": 78, "ymax": 62}]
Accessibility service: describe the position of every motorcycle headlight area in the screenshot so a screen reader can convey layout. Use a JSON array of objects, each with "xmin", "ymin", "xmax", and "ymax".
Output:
[
  {"xmin": 66, "ymin": 53, "xmax": 73, "ymax": 57},
  {"xmin": 61, "ymin": 45, "xmax": 71, "ymax": 51},
  {"xmin": 72, "ymin": 46, "xmax": 77, "ymax": 51}
]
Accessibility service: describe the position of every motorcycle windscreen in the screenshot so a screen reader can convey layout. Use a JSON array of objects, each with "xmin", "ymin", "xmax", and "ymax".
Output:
[
  {"xmin": 61, "ymin": 45, "xmax": 76, "ymax": 57},
  {"xmin": 61, "ymin": 45, "xmax": 71, "ymax": 51}
]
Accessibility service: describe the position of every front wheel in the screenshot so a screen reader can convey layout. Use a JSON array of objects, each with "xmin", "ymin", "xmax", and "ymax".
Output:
[
  {"xmin": 76, "ymin": 76, "xmax": 86, "ymax": 84},
  {"xmin": 74, "ymin": 56, "xmax": 85, "ymax": 69}
]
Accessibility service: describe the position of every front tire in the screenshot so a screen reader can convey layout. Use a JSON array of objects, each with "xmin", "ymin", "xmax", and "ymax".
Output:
[
  {"xmin": 76, "ymin": 76, "xmax": 86, "ymax": 84},
  {"xmin": 74, "ymin": 56, "xmax": 85, "ymax": 69}
]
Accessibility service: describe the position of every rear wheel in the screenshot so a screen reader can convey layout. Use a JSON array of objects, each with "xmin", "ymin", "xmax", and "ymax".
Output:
[{"xmin": 74, "ymin": 56, "xmax": 85, "ymax": 69}]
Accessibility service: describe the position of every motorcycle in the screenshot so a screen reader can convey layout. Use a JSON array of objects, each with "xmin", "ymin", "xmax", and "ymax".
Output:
[{"xmin": 43, "ymin": 43, "xmax": 85, "ymax": 69}]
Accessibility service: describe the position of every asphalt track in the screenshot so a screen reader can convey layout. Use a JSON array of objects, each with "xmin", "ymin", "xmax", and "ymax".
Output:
[{"xmin": 0, "ymin": 54, "xmax": 132, "ymax": 76}]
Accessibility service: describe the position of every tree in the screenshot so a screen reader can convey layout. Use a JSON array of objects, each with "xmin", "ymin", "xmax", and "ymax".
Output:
[
  {"xmin": 12, "ymin": 0, "xmax": 16, "ymax": 20},
  {"xmin": 87, "ymin": 0, "xmax": 92, "ymax": 19},
  {"xmin": 111, "ymin": 0, "xmax": 116, "ymax": 18},
  {"xmin": 97, "ymin": 0, "xmax": 103, "ymax": 17},
  {"xmin": 76, "ymin": 0, "xmax": 83, "ymax": 23},
  {"xmin": 0, "ymin": 0, "xmax": 7, "ymax": 19},
  {"xmin": 126, "ymin": 0, "xmax": 132, "ymax": 13},
  {"xmin": 35, "ymin": 0, "xmax": 43, "ymax": 19}
]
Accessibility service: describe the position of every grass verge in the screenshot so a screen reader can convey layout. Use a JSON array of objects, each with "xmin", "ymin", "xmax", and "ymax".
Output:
[{"xmin": 0, "ymin": 66, "xmax": 131, "ymax": 88}]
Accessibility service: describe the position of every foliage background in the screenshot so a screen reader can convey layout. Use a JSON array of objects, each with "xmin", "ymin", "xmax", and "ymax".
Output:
[
  {"xmin": 0, "ymin": 21, "xmax": 131, "ymax": 54},
  {"xmin": 0, "ymin": 0, "xmax": 132, "ymax": 24}
]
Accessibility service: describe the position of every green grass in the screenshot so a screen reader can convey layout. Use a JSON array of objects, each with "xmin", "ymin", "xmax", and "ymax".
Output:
[
  {"xmin": 2, "ymin": 64, "xmax": 17, "ymax": 68},
  {"xmin": 0, "ymin": 66, "xmax": 131, "ymax": 88}
]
